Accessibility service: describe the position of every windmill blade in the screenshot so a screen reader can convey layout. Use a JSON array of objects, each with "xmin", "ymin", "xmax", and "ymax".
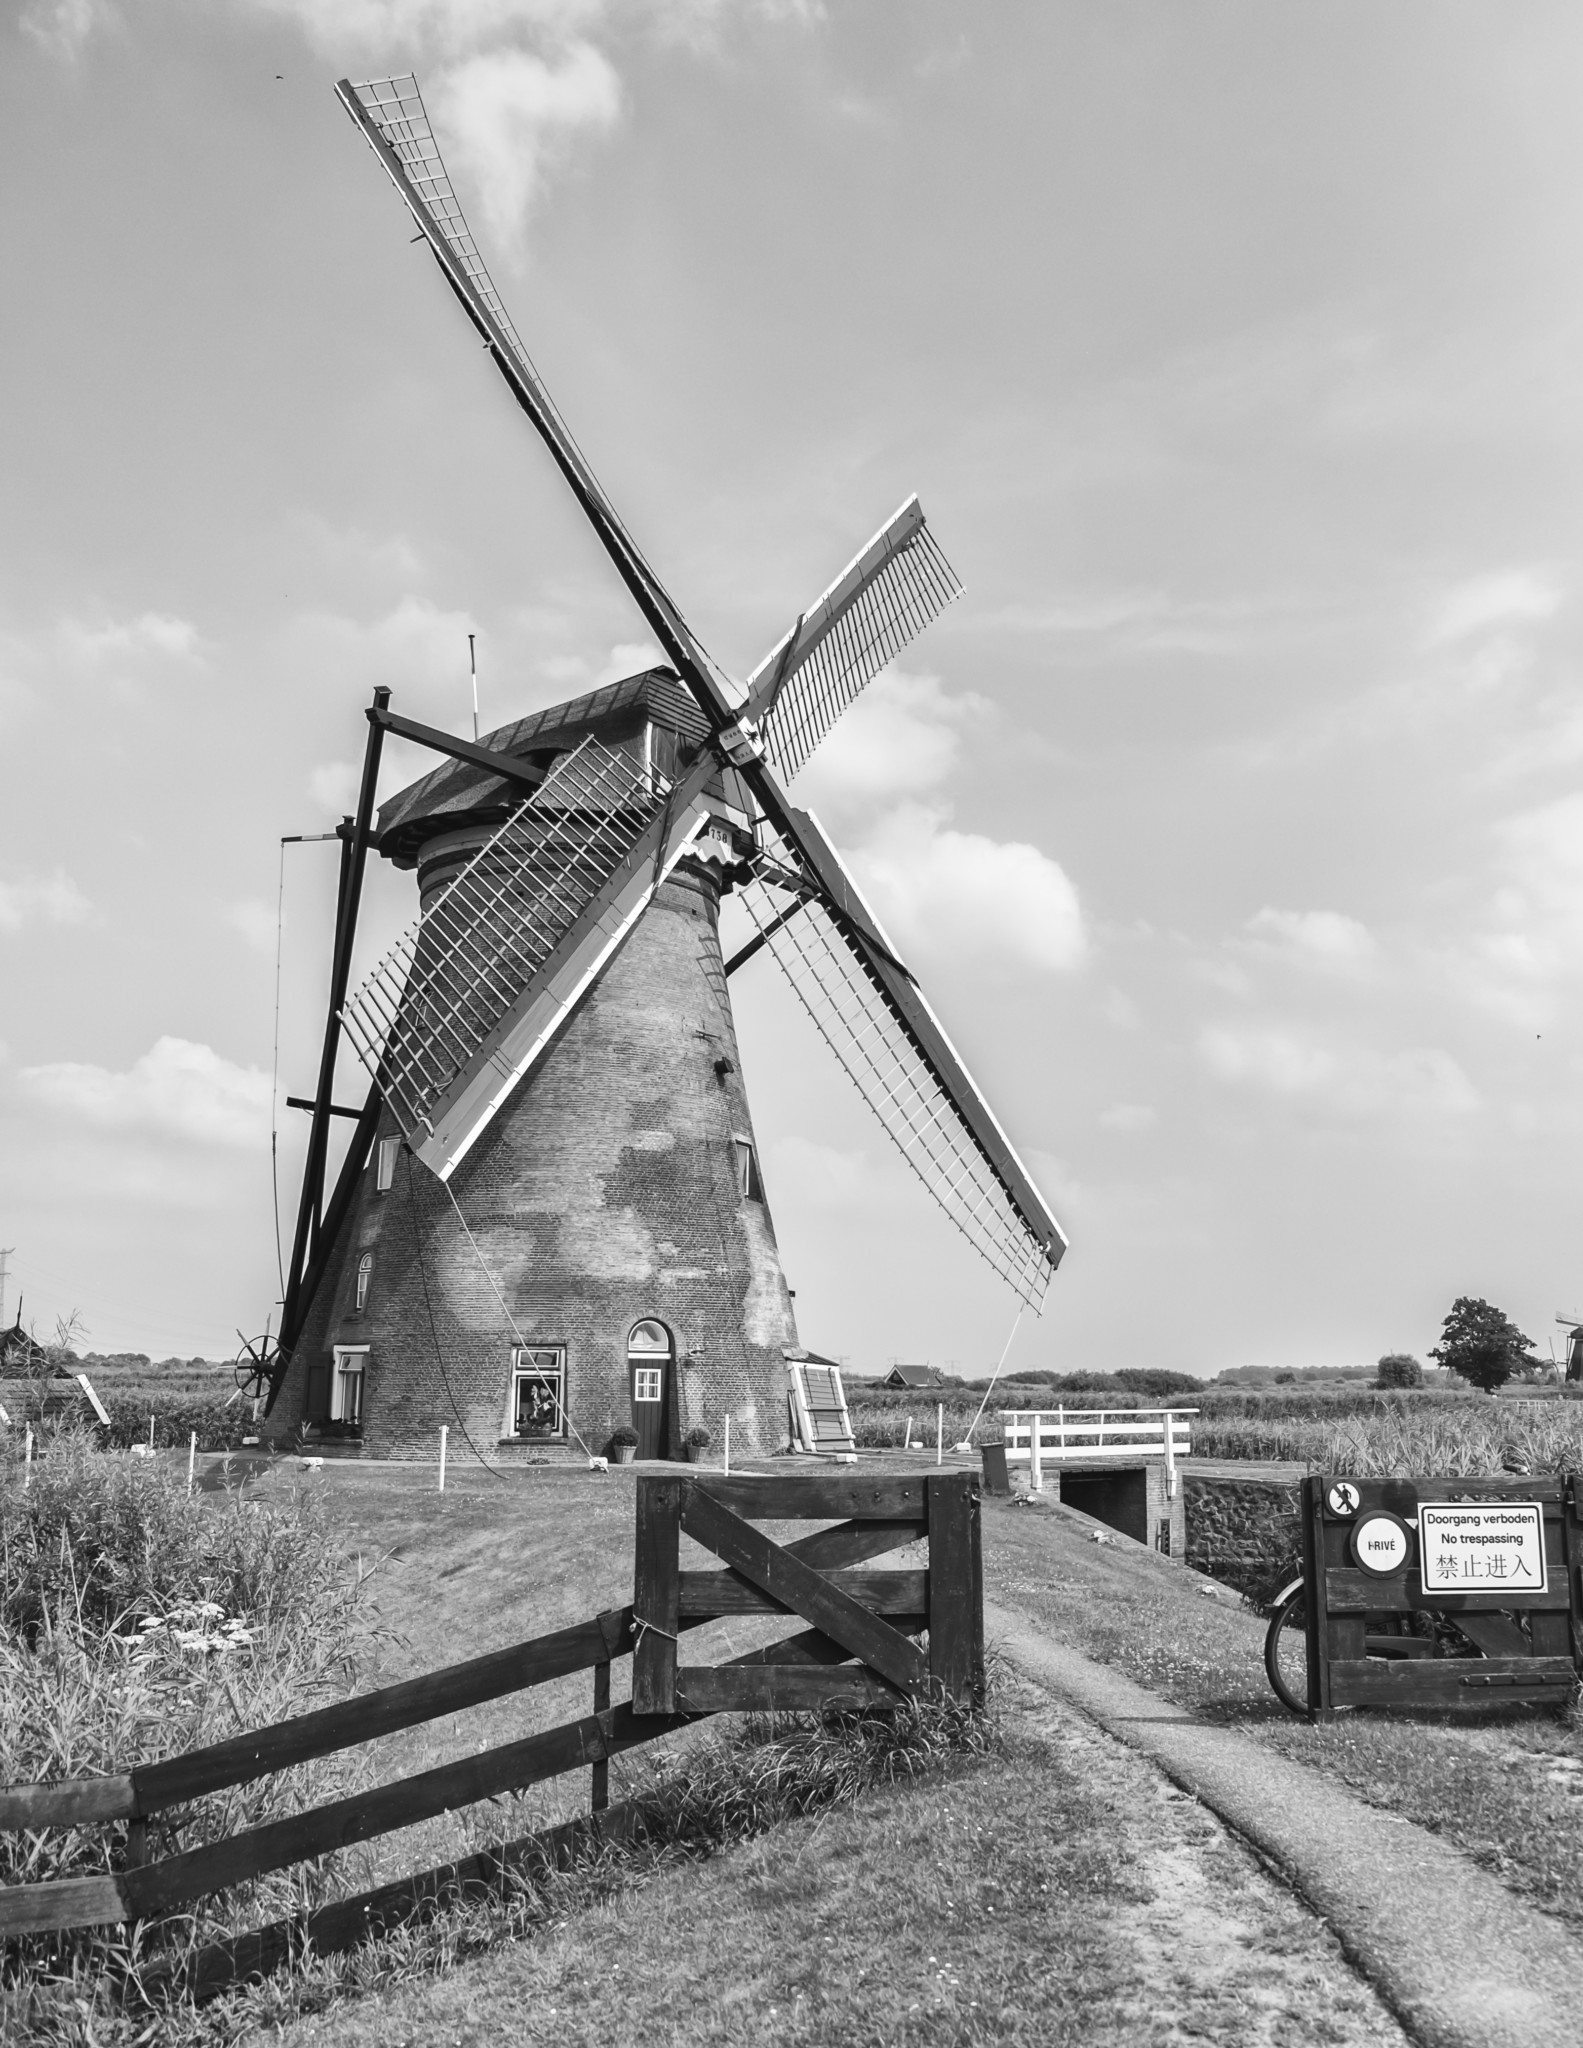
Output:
[
  {"xmin": 338, "ymin": 75, "xmax": 741, "ymax": 725},
  {"xmin": 341, "ymin": 739, "xmax": 718, "ymax": 1179},
  {"xmin": 743, "ymin": 498, "xmax": 963, "ymax": 781},
  {"xmin": 737, "ymin": 813, "xmax": 1065, "ymax": 1307}
]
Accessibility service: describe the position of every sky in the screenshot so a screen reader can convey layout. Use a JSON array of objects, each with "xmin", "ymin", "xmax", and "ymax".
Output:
[{"xmin": 4, "ymin": 2, "xmax": 1583, "ymax": 1379}]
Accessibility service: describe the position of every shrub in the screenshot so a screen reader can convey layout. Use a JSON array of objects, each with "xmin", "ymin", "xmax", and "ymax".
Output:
[
  {"xmin": 1375, "ymin": 1353, "xmax": 1423, "ymax": 1390},
  {"xmin": 98, "ymin": 1392, "xmax": 257, "ymax": 1454},
  {"xmin": 610, "ymin": 1425, "xmax": 639, "ymax": 1448},
  {"xmin": 684, "ymin": 1427, "xmax": 711, "ymax": 1449}
]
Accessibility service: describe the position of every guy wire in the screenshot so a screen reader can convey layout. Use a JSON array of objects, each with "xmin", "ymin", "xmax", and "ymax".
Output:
[
  {"xmin": 404, "ymin": 1146, "xmax": 505, "ymax": 1479},
  {"xmin": 270, "ymin": 838, "xmax": 288, "ymax": 1300},
  {"xmin": 963, "ymin": 1303, "xmax": 1027, "ymax": 1447}
]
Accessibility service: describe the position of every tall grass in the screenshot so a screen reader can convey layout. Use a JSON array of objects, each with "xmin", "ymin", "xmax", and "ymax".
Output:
[
  {"xmin": 1191, "ymin": 1401, "xmax": 1583, "ymax": 1476},
  {"xmin": 0, "ymin": 1429, "xmax": 377, "ymax": 2043}
]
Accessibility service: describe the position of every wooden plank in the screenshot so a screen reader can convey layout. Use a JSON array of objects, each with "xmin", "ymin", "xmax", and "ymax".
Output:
[
  {"xmin": 1530, "ymin": 1608, "xmax": 1573, "ymax": 1662},
  {"xmin": 692, "ymin": 1474, "xmax": 927, "ymax": 1520},
  {"xmin": 1327, "ymin": 1656, "xmax": 1574, "ymax": 1708},
  {"xmin": 0, "ymin": 1872, "xmax": 128, "ymax": 1937},
  {"xmin": 677, "ymin": 1568, "xmax": 926, "ymax": 1619},
  {"xmin": 680, "ymin": 1488, "xmax": 927, "ymax": 1693},
  {"xmin": 0, "ymin": 1774, "xmax": 137, "ymax": 1831},
  {"xmin": 591, "ymin": 1663, "xmax": 610, "ymax": 1813},
  {"xmin": 164, "ymin": 1798, "xmax": 655, "ymax": 2000},
  {"xmin": 1301, "ymin": 1475, "xmax": 1327, "ymax": 1718},
  {"xmin": 1326, "ymin": 1569, "xmax": 1566, "ymax": 1615},
  {"xmin": 926, "ymin": 1472, "xmax": 979, "ymax": 1707},
  {"xmin": 631, "ymin": 1479, "xmax": 682, "ymax": 1715},
  {"xmin": 674, "ymin": 1666, "xmax": 898, "ymax": 1713},
  {"xmin": 118, "ymin": 1702, "xmax": 690, "ymax": 1921},
  {"xmin": 783, "ymin": 1519, "xmax": 926, "ymax": 1570},
  {"xmin": 1448, "ymin": 1613, "xmax": 1530, "ymax": 1659},
  {"xmin": 132, "ymin": 1607, "xmax": 635, "ymax": 1815}
]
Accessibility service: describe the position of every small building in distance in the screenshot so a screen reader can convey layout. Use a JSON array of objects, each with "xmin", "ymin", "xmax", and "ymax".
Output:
[{"xmin": 881, "ymin": 1363, "xmax": 944, "ymax": 1391}]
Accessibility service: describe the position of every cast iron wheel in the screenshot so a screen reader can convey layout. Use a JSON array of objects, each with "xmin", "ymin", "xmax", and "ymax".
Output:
[{"xmin": 233, "ymin": 1331, "xmax": 284, "ymax": 1404}]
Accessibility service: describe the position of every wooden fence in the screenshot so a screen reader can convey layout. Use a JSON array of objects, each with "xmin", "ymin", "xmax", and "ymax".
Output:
[
  {"xmin": 999, "ymin": 1408, "xmax": 1195, "ymax": 1495},
  {"xmin": 0, "ymin": 1470, "xmax": 980, "ymax": 1982}
]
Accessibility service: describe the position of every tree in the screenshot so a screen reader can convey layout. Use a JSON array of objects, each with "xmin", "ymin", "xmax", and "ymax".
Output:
[
  {"xmin": 1429, "ymin": 1298, "xmax": 1534, "ymax": 1393},
  {"xmin": 1375, "ymin": 1353, "xmax": 1423, "ymax": 1389}
]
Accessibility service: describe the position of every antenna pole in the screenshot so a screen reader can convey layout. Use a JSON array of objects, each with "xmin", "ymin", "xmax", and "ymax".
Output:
[
  {"xmin": 468, "ymin": 632, "xmax": 478, "ymax": 742},
  {"xmin": 0, "ymin": 1248, "xmax": 11, "ymax": 1328}
]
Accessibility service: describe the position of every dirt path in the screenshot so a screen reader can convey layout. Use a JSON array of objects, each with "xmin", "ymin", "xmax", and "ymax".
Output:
[{"xmin": 989, "ymin": 1598, "xmax": 1583, "ymax": 2048}]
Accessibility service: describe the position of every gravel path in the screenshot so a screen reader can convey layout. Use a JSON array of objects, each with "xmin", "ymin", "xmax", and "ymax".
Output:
[{"xmin": 988, "ymin": 1599, "xmax": 1583, "ymax": 2048}]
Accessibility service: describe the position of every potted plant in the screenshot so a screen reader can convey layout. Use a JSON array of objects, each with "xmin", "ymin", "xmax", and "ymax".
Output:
[
  {"xmin": 611, "ymin": 1425, "xmax": 639, "ymax": 1465},
  {"xmin": 684, "ymin": 1425, "xmax": 712, "ymax": 1465}
]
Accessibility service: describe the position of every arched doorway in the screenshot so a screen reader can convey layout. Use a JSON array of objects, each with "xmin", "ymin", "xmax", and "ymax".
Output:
[{"xmin": 627, "ymin": 1319, "xmax": 674, "ymax": 1461}]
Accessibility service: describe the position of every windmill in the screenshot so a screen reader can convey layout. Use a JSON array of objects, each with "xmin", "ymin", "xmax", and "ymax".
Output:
[
  {"xmin": 1557, "ymin": 1314, "xmax": 1583, "ymax": 1384},
  {"xmin": 260, "ymin": 74, "xmax": 1066, "ymax": 1463}
]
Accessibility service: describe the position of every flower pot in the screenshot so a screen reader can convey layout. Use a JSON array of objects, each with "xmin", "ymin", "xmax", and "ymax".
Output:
[
  {"xmin": 684, "ymin": 1442, "xmax": 709, "ymax": 1464},
  {"xmin": 614, "ymin": 1444, "xmax": 636, "ymax": 1465}
]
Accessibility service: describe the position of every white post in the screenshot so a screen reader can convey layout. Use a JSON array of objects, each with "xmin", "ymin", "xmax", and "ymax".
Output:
[
  {"xmin": 1030, "ymin": 1411, "xmax": 1043, "ymax": 1493},
  {"xmin": 148, "ymin": 1415, "xmax": 155, "ymax": 1451},
  {"xmin": 187, "ymin": 1431, "xmax": 197, "ymax": 1494},
  {"xmin": 936, "ymin": 1404, "xmax": 943, "ymax": 1466},
  {"xmin": 904, "ymin": 1414, "xmax": 912, "ymax": 1450},
  {"xmin": 723, "ymin": 1414, "xmax": 730, "ymax": 1475},
  {"xmin": 1163, "ymin": 1408, "xmax": 1178, "ymax": 1501},
  {"xmin": 24, "ymin": 1426, "xmax": 33, "ymax": 1490},
  {"xmin": 438, "ymin": 1424, "xmax": 448, "ymax": 1493}
]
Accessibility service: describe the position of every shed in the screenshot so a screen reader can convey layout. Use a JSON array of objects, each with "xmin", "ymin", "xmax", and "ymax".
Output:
[{"xmin": 881, "ymin": 1364, "xmax": 944, "ymax": 1390}]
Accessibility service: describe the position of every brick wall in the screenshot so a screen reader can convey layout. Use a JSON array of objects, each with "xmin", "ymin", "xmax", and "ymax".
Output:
[
  {"xmin": 267, "ymin": 852, "xmax": 798, "ymax": 1463},
  {"xmin": 1183, "ymin": 1475, "xmax": 1303, "ymax": 1600}
]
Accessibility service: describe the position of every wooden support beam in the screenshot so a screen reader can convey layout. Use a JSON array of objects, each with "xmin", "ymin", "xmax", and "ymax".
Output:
[
  {"xmin": 679, "ymin": 1487, "xmax": 927, "ymax": 1694},
  {"xmin": 692, "ymin": 1474, "xmax": 927, "ymax": 1521},
  {"xmin": 677, "ymin": 1568, "xmax": 926, "ymax": 1620},
  {"xmin": 926, "ymin": 1472, "xmax": 982, "ymax": 1707},
  {"xmin": 631, "ymin": 1478, "xmax": 682, "ymax": 1715}
]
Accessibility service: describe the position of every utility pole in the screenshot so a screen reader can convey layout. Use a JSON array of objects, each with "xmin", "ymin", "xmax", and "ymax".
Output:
[{"xmin": 0, "ymin": 1248, "xmax": 12, "ymax": 1329}]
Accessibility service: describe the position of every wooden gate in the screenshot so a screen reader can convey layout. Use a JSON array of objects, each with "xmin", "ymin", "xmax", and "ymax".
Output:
[
  {"xmin": 1299, "ymin": 1472, "xmax": 1583, "ymax": 1718},
  {"xmin": 0, "ymin": 1470, "xmax": 980, "ymax": 1981}
]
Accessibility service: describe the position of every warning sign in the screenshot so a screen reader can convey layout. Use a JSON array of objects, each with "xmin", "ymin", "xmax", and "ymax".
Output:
[{"xmin": 1418, "ymin": 1502, "xmax": 1548, "ymax": 1595}]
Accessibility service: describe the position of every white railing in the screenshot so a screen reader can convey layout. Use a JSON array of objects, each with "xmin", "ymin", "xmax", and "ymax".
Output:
[{"xmin": 998, "ymin": 1408, "xmax": 1197, "ymax": 1497}]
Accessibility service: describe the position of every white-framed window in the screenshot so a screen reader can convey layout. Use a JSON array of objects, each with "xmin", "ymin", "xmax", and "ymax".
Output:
[
  {"xmin": 507, "ymin": 1346, "xmax": 567, "ymax": 1441},
  {"xmin": 733, "ymin": 1136, "xmax": 763, "ymax": 1202},
  {"xmin": 354, "ymin": 1252, "xmax": 373, "ymax": 1314},
  {"xmin": 331, "ymin": 1346, "xmax": 368, "ymax": 1426},
  {"xmin": 376, "ymin": 1136, "xmax": 400, "ymax": 1192},
  {"xmin": 628, "ymin": 1321, "xmax": 671, "ymax": 1405}
]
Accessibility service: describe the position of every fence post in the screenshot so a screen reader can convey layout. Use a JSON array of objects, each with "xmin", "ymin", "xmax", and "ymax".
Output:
[
  {"xmin": 936, "ymin": 1404, "xmax": 943, "ymax": 1467},
  {"xmin": 437, "ymin": 1425, "xmax": 448, "ymax": 1494},
  {"xmin": 1163, "ymin": 1409, "xmax": 1178, "ymax": 1500},
  {"xmin": 187, "ymin": 1432, "xmax": 197, "ymax": 1495},
  {"xmin": 23, "ymin": 1426, "xmax": 33, "ymax": 1490},
  {"xmin": 632, "ymin": 1476, "xmax": 682, "ymax": 1714},
  {"xmin": 591, "ymin": 1660, "xmax": 610, "ymax": 1812},
  {"xmin": 904, "ymin": 1413, "xmax": 912, "ymax": 1450},
  {"xmin": 1029, "ymin": 1412, "xmax": 1042, "ymax": 1493},
  {"xmin": 723, "ymin": 1414, "xmax": 730, "ymax": 1476},
  {"xmin": 926, "ymin": 1471, "xmax": 983, "ymax": 1707}
]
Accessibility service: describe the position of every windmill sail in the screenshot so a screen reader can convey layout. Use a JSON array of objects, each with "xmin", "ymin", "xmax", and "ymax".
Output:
[
  {"xmin": 738, "ymin": 819, "xmax": 1065, "ymax": 1307},
  {"xmin": 746, "ymin": 499, "xmax": 963, "ymax": 781},
  {"xmin": 340, "ymin": 739, "xmax": 713, "ymax": 1179}
]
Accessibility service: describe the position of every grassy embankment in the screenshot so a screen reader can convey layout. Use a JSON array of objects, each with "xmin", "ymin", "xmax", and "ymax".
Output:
[{"xmin": 4, "ymin": 1448, "xmax": 1408, "ymax": 2047}]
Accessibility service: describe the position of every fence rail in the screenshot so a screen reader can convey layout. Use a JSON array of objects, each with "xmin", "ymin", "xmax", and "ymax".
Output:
[
  {"xmin": 0, "ymin": 1469, "xmax": 979, "ymax": 1966},
  {"xmin": 998, "ymin": 1407, "xmax": 1196, "ymax": 1494}
]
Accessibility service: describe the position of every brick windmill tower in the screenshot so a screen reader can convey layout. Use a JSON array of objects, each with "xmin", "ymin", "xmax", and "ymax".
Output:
[{"xmin": 258, "ymin": 76, "xmax": 1066, "ymax": 1462}]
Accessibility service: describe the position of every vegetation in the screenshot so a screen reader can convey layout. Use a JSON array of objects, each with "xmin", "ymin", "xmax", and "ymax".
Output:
[
  {"xmin": 1374, "ymin": 1352, "xmax": 1424, "ymax": 1389},
  {"xmin": 1431, "ymin": 1295, "xmax": 1536, "ymax": 1394},
  {"xmin": 1, "ymin": 1429, "xmax": 376, "ymax": 2042}
]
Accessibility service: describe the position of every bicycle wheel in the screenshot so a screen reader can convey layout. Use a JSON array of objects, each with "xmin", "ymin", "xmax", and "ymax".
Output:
[{"xmin": 1264, "ymin": 1582, "xmax": 1310, "ymax": 1715}]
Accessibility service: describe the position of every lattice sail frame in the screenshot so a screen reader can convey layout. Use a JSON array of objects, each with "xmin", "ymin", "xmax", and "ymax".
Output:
[
  {"xmin": 340, "ymin": 739, "xmax": 668, "ymax": 1153},
  {"xmin": 738, "ymin": 840, "xmax": 1057, "ymax": 1308},
  {"xmin": 751, "ymin": 505, "xmax": 963, "ymax": 782}
]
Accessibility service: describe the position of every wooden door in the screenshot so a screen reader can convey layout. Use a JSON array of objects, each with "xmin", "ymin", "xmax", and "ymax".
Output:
[{"xmin": 628, "ymin": 1320, "xmax": 673, "ymax": 1460}]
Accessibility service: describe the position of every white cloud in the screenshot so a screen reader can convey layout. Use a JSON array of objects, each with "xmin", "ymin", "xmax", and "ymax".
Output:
[
  {"xmin": 849, "ymin": 803, "xmax": 1085, "ymax": 976},
  {"xmin": 0, "ymin": 871, "xmax": 91, "ymax": 932},
  {"xmin": 763, "ymin": 1135, "xmax": 901, "ymax": 1211},
  {"xmin": 16, "ymin": 1037, "xmax": 274, "ymax": 1149},
  {"xmin": 794, "ymin": 669, "xmax": 985, "ymax": 810},
  {"xmin": 1098, "ymin": 1103, "xmax": 1156, "ymax": 1133},
  {"xmin": 1447, "ymin": 793, "xmax": 1583, "ymax": 1025},
  {"xmin": 308, "ymin": 762, "xmax": 362, "ymax": 814},
  {"xmin": 434, "ymin": 44, "xmax": 622, "ymax": 248},
  {"xmin": 594, "ymin": 639, "xmax": 663, "ymax": 689},
  {"xmin": 1199, "ymin": 1024, "xmax": 1478, "ymax": 1121},
  {"xmin": 225, "ymin": 900, "xmax": 279, "ymax": 956},
  {"xmin": 1243, "ymin": 906, "xmax": 1378, "ymax": 974},
  {"xmin": 20, "ymin": 0, "xmax": 108, "ymax": 59},
  {"xmin": 1428, "ymin": 568, "xmax": 1563, "ymax": 648}
]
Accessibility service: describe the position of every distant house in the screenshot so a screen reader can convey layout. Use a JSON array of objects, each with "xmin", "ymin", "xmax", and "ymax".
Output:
[
  {"xmin": 0, "ymin": 1311, "xmax": 109, "ymax": 1429},
  {"xmin": 881, "ymin": 1364, "xmax": 944, "ymax": 1391}
]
